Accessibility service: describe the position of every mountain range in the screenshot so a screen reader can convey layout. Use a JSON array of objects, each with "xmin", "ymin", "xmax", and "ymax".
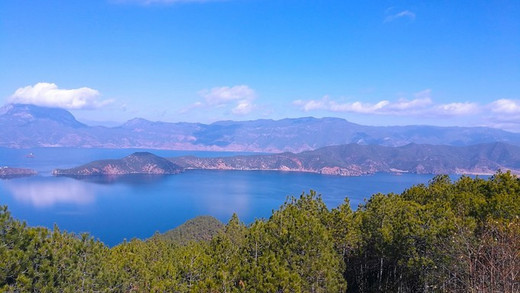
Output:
[{"xmin": 2, "ymin": 103, "xmax": 520, "ymax": 152}]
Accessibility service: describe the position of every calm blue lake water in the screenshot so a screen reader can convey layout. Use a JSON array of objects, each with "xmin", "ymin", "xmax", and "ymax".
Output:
[{"xmin": 0, "ymin": 148, "xmax": 437, "ymax": 246}]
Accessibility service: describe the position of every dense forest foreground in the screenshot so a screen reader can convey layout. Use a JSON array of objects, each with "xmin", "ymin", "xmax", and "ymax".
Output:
[{"xmin": 1, "ymin": 172, "xmax": 519, "ymax": 292}]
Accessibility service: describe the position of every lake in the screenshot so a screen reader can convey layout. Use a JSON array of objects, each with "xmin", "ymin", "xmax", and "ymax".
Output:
[{"xmin": 0, "ymin": 148, "xmax": 437, "ymax": 246}]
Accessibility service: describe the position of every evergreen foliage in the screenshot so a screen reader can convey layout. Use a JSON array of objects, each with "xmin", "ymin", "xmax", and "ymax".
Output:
[
  {"xmin": 1, "ymin": 171, "xmax": 519, "ymax": 292},
  {"xmin": 153, "ymin": 215, "xmax": 224, "ymax": 245}
]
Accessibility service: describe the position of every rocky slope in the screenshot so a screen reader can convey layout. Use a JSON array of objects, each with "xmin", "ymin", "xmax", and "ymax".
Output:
[
  {"xmin": 0, "ymin": 167, "xmax": 37, "ymax": 179},
  {"xmin": 170, "ymin": 142, "xmax": 520, "ymax": 176},
  {"xmin": 3, "ymin": 104, "xmax": 520, "ymax": 152},
  {"xmin": 53, "ymin": 152, "xmax": 184, "ymax": 176}
]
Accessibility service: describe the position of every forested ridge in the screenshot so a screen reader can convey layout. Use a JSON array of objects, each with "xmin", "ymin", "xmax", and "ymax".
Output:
[
  {"xmin": 1, "ymin": 171, "xmax": 519, "ymax": 292},
  {"xmin": 170, "ymin": 142, "xmax": 520, "ymax": 176}
]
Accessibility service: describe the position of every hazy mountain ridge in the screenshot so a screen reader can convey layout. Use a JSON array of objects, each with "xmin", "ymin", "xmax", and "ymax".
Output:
[
  {"xmin": 2, "ymin": 104, "xmax": 520, "ymax": 152},
  {"xmin": 0, "ymin": 104, "xmax": 86, "ymax": 128},
  {"xmin": 53, "ymin": 152, "xmax": 184, "ymax": 176}
]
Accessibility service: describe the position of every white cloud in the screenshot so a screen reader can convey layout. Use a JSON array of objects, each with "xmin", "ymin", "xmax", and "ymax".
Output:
[
  {"xmin": 484, "ymin": 99, "xmax": 520, "ymax": 131},
  {"xmin": 293, "ymin": 96, "xmax": 328, "ymax": 111},
  {"xmin": 232, "ymin": 100, "xmax": 254, "ymax": 115},
  {"xmin": 9, "ymin": 82, "xmax": 113, "ymax": 110},
  {"xmin": 293, "ymin": 89, "xmax": 483, "ymax": 117},
  {"xmin": 390, "ymin": 97, "xmax": 433, "ymax": 110},
  {"xmin": 179, "ymin": 101, "xmax": 204, "ymax": 114},
  {"xmin": 186, "ymin": 85, "xmax": 257, "ymax": 115},
  {"xmin": 433, "ymin": 102, "xmax": 480, "ymax": 116},
  {"xmin": 294, "ymin": 90, "xmax": 433, "ymax": 115},
  {"xmin": 199, "ymin": 85, "xmax": 256, "ymax": 105},
  {"xmin": 489, "ymin": 99, "xmax": 520, "ymax": 114},
  {"xmin": 328, "ymin": 100, "xmax": 392, "ymax": 113},
  {"xmin": 384, "ymin": 10, "xmax": 416, "ymax": 23}
]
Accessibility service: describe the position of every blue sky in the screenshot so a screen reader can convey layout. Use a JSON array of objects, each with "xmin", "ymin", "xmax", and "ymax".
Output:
[{"xmin": 1, "ymin": 0, "xmax": 519, "ymax": 130}]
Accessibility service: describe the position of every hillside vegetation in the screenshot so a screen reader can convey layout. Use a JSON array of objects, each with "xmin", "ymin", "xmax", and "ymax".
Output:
[
  {"xmin": 152, "ymin": 216, "xmax": 224, "ymax": 245},
  {"xmin": 1, "ymin": 171, "xmax": 519, "ymax": 292}
]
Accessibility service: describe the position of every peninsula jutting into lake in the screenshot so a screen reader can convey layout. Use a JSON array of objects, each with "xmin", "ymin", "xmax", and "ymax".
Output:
[
  {"xmin": 0, "ymin": 166, "xmax": 36, "ymax": 179},
  {"xmin": 52, "ymin": 142, "xmax": 520, "ymax": 177},
  {"xmin": 52, "ymin": 152, "xmax": 183, "ymax": 176}
]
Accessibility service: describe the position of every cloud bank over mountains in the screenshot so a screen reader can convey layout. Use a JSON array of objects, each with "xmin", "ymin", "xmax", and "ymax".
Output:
[
  {"xmin": 5, "ymin": 82, "xmax": 520, "ymax": 131},
  {"xmin": 293, "ymin": 89, "xmax": 520, "ymax": 122}
]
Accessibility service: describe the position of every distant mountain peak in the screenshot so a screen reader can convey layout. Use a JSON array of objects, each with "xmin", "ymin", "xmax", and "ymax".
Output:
[
  {"xmin": 122, "ymin": 152, "xmax": 174, "ymax": 165},
  {"xmin": 122, "ymin": 117, "xmax": 154, "ymax": 128},
  {"xmin": 125, "ymin": 117, "xmax": 151, "ymax": 123},
  {"xmin": 54, "ymin": 151, "xmax": 184, "ymax": 176},
  {"xmin": 0, "ymin": 103, "xmax": 85, "ymax": 128},
  {"xmin": 0, "ymin": 104, "xmax": 14, "ymax": 115}
]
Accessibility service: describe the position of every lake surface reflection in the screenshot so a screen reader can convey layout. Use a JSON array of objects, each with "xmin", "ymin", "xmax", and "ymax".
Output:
[
  {"xmin": 3, "ymin": 177, "xmax": 99, "ymax": 207},
  {"xmin": 0, "ymin": 148, "xmax": 437, "ymax": 246}
]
